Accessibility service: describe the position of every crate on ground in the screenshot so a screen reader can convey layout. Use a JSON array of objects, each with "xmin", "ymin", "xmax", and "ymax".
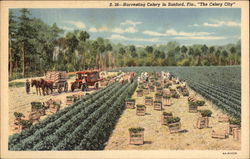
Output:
[
  {"xmin": 162, "ymin": 95, "xmax": 171, "ymax": 106},
  {"xmin": 145, "ymin": 96, "xmax": 153, "ymax": 106},
  {"xmin": 196, "ymin": 109, "xmax": 212, "ymax": 129},
  {"xmin": 232, "ymin": 128, "xmax": 241, "ymax": 141},
  {"xmin": 188, "ymin": 101, "xmax": 198, "ymax": 113},
  {"xmin": 153, "ymin": 100, "xmax": 162, "ymax": 111},
  {"xmin": 211, "ymin": 128, "xmax": 228, "ymax": 139},
  {"xmin": 66, "ymin": 96, "xmax": 75, "ymax": 105},
  {"xmin": 136, "ymin": 89, "xmax": 143, "ymax": 97},
  {"xmin": 161, "ymin": 112, "xmax": 173, "ymax": 125},
  {"xmin": 126, "ymin": 98, "xmax": 136, "ymax": 109},
  {"xmin": 129, "ymin": 127, "xmax": 144, "ymax": 145},
  {"xmin": 166, "ymin": 116, "xmax": 181, "ymax": 133},
  {"xmin": 136, "ymin": 105, "xmax": 146, "ymax": 116}
]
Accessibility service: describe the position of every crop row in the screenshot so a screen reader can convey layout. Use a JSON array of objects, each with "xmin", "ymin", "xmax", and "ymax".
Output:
[
  {"xmin": 111, "ymin": 66, "xmax": 241, "ymax": 119},
  {"xmin": 9, "ymin": 82, "xmax": 119, "ymax": 150}
]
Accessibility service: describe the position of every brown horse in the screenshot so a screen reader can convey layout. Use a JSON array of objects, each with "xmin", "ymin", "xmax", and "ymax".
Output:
[
  {"xmin": 31, "ymin": 79, "xmax": 42, "ymax": 95},
  {"xmin": 40, "ymin": 79, "xmax": 54, "ymax": 95}
]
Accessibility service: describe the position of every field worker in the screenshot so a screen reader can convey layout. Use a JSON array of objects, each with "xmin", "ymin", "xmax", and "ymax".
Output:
[
  {"xmin": 25, "ymin": 79, "xmax": 30, "ymax": 94},
  {"xmin": 176, "ymin": 77, "xmax": 180, "ymax": 84},
  {"xmin": 182, "ymin": 80, "xmax": 187, "ymax": 88}
]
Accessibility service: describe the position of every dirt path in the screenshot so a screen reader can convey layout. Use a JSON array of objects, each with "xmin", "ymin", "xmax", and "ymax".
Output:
[{"xmin": 105, "ymin": 84, "xmax": 240, "ymax": 150}]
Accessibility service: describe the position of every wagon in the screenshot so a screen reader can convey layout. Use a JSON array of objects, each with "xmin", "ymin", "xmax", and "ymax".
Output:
[
  {"xmin": 71, "ymin": 70, "xmax": 103, "ymax": 92},
  {"xmin": 45, "ymin": 71, "xmax": 68, "ymax": 93}
]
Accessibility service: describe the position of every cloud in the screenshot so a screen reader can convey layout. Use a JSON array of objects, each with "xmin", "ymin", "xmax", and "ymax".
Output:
[
  {"xmin": 189, "ymin": 20, "xmax": 240, "ymax": 28},
  {"xmin": 143, "ymin": 30, "xmax": 166, "ymax": 36},
  {"xmin": 188, "ymin": 24, "xmax": 200, "ymax": 27},
  {"xmin": 109, "ymin": 34, "xmax": 159, "ymax": 42},
  {"xmin": 89, "ymin": 26, "xmax": 109, "ymax": 32},
  {"xmin": 60, "ymin": 26, "xmax": 74, "ymax": 31},
  {"xmin": 65, "ymin": 21, "xmax": 86, "ymax": 29},
  {"xmin": 203, "ymin": 20, "xmax": 240, "ymax": 27},
  {"xmin": 121, "ymin": 20, "xmax": 142, "ymax": 26},
  {"xmin": 143, "ymin": 28, "xmax": 212, "ymax": 37},
  {"xmin": 174, "ymin": 36, "xmax": 226, "ymax": 40},
  {"xmin": 89, "ymin": 26, "xmax": 137, "ymax": 34},
  {"xmin": 112, "ymin": 27, "xmax": 137, "ymax": 33}
]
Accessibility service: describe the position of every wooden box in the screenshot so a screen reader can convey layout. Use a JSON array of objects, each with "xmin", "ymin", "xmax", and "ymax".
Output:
[
  {"xmin": 189, "ymin": 105, "xmax": 198, "ymax": 113},
  {"xmin": 168, "ymin": 122, "xmax": 181, "ymax": 133},
  {"xmin": 136, "ymin": 106, "xmax": 146, "ymax": 116},
  {"xmin": 145, "ymin": 98, "xmax": 153, "ymax": 106},
  {"xmin": 129, "ymin": 132, "xmax": 144, "ymax": 145},
  {"xmin": 126, "ymin": 100, "xmax": 135, "ymax": 109},
  {"xmin": 154, "ymin": 102, "xmax": 162, "ymax": 111},
  {"xmin": 197, "ymin": 117, "xmax": 209, "ymax": 129}
]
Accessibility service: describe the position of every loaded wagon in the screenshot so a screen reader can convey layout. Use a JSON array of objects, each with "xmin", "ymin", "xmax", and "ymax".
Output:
[{"xmin": 45, "ymin": 71, "xmax": 68, "ymax": 93}]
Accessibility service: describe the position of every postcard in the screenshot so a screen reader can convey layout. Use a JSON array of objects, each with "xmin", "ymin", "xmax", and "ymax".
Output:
[{"xmin": 0, "ymin": 1, "xmax": 249, "ymax": 159}]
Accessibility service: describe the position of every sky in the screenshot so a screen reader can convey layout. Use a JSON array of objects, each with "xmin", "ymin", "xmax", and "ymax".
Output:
[{"xmin": 12, "ymin": 8, "xmax": 241, "ymax": 46}]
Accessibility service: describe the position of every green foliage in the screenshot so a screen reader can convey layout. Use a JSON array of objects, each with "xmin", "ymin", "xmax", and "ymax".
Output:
[
  {"xmin": 163, "ymin": 95, "xmax": 171, "ymax": 99},
  {"xmin": 9, "ymin": 82, "xmax": 24, "ymax": 87},
  {"xmin": 129, "ymin": 127, "xmax": 144, "ymax": 133},
  {"xmin": 14, "ymin": 112, "xmax": 25, "ymax": 119},
  {"xmin": 163, "ymin": 112, "xmax": 172, "ymax": 116},
  {"xmin": 167, "ymin": 116, "xmax": 180, "ymax": 124},
  {"xmin": 136, "ymin": 105, "xmax": 146, "ymax": 108},
  {"xmin": 199, "ymin": 109, "xmax": 212, "ymax": 117},
  {"xmin": 126, "ymin": 98, "xmax": 135, "ymax": 102},
  {"xmin": 229, "ymin": 118, "xmax": 241, "ymax": 125},
  {"xmin": 145, "ymin": 96, "xmax": 152, "ymax": 99},
  {"xmin": 31, "ymin": 102, "xmax": 43, "ymax": 109},
  {"xmin": 19, "ymin": 120, "xmax": 32, "ymax": 128}
]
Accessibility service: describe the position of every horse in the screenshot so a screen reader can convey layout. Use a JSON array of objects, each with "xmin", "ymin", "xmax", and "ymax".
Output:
[
  {"xmin": 40, "ymin": 79, "xmax": 54, "ymax": 95},
  {"xmin": 31, "ymin": 79, "xmax": 42, "ymax": 95}
]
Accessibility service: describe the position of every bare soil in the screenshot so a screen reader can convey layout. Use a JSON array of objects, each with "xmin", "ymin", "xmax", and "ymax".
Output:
[{"xmin": 104, "ymin": 84, "xmax": 241, "ymax": 150}]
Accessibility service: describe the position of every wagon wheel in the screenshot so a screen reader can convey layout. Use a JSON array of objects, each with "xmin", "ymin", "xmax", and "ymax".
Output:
[
  {"xmin": 82, "ymin": 84, "xmax": 87, "ymax": 92},
  {"xmin": 71, "ymin": 83, "xmax": 75, "ymax": 92},
  {"xmin": 58, "ymin": 85, "xmax": 62, "ymax": 94},
  {"xmin": 64, "ymin": 83, "xmax": 68, "ymax": 92},
  {"xmin": 95, "ymin": 82, "xmax": 99, "ymax": 89}
]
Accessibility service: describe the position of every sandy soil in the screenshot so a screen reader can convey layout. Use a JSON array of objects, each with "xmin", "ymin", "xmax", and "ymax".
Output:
[
  {"xmin": 105, "ymin": 83, "xmax": 240, "ymax": 150},
  {"xmin": 8, "ymin": 72, "xmax": 117, "ymax": 135}
]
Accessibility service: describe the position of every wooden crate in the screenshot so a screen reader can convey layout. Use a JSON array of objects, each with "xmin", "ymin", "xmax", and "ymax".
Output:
[
  {"xmin": 149, "ymin": 87, "xmax": 155, "ymax": 92},
  {"xmin": 28, "ymin": 112, "xmax": 41, "ymax": 123},
  {"xmin": 143, "ymin": 89, "xmax": 149, "ymax": 95},
  {"xmin": 136, "ymin": 91, "xmax": 143, "ymax": 97},
  {"xmin": 163, "ymin": 98, "xmax": 171, "ymax": 106},
  {"xmin": 136, "ymin": 107, "xmax": 146, "ymax": 116},
  {"xmin": 189, "ymin": 105, "xmax": 198, "ymax": 113},
  {"xmin": 154, "ymin": 102, "xmax": 162, "ymax": 111},
  {"xmin": 66, "ymin": 96, "xmax": 74, "ymax": 105},
  {"xmin": 100, "ymin": 81, "xmax": 107, "ymax": 87},
  {"xmin": 49, "ymin": 103, "xmax": 60, "ymax": 113},
  {"xmin": 212, "ymin": 129, "xmax": 227, "ymax": 139},
  {"xmin": 232, "ymin": 128, "xmax": 241, "ymax": 141},
  {"xmin": 168, "ymin": 122, "xmax": 181, "ymax": 133},
  {"xmin": 197, "ymin": 117, "xmax": 209, "ymax": 129},
  {"xmin": 129, "ymin": 132, "xmax": 144, "ymax": 145},
  {"xmin": 229, "ymin": 124, "xmax": 240, "ymax": 135},
  {"xmin": 126, "ymin": 101, "xmax": 135, "ymax": 109},
  {"xmin": 155, "ymin": 94, "xmax": 162, "ymax": 101},
  {"xmin": 145, "ymin": 98, "xmax": 153, "ymax": 106},
  {"xmin": 161, "ymin": 115, "xmax": 172, "ymax": 125}
]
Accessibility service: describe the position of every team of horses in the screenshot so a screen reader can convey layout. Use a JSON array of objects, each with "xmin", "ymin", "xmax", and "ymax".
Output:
[{"xmin": 31, "ymin": 79, "xmax": 54, "ymax": 95}]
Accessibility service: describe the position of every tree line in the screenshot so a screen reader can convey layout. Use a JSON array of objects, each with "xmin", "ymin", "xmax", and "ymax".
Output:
[{"xmin": 9, "ymin": 9, "xmax": 241, "ymax": 80}]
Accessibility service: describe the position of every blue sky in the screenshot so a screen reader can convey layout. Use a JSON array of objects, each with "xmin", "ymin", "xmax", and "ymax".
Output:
[{"xmin": 12, "ymin": 8, "xmax": 241, "ymax": 46}]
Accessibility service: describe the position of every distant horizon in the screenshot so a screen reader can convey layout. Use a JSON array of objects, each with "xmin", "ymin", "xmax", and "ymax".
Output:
[{"xmin": 11, "ymin": 8, "xmax": 240, "ymax": 46}]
